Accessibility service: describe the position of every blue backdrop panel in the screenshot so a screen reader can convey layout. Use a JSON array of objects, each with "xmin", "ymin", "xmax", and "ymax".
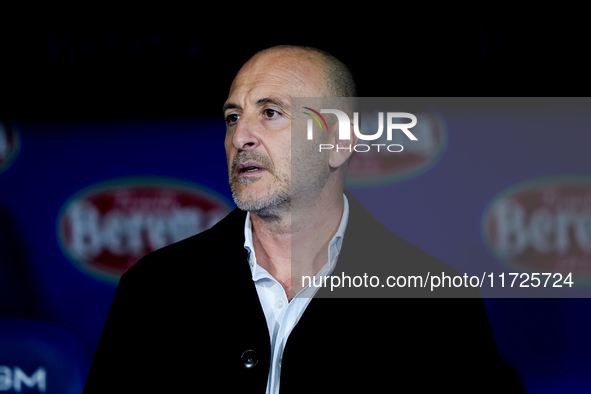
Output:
[{"xmin": 0, "ymin": 318, "xmax": 90, "ymax": 393}]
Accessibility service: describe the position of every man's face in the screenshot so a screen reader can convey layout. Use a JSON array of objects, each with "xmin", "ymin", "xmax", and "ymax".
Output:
[{"xmin": 223, "ymin": 49, "xmax": 328, "ymax": 216}]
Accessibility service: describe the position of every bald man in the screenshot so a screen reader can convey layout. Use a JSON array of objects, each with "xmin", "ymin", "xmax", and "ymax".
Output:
[{"xmin": 83, "ymin": 46, "xmax": 513, "ymax": 394}]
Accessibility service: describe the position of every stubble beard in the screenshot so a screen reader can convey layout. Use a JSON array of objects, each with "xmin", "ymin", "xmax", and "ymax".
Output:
[{"xmin": 229, "ymin": 152, "xmax": 291, "ymax": 218}]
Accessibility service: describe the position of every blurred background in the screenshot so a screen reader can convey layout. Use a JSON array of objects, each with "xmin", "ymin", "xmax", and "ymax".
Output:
[{"xmin": 1, "ymin": 16, "xmax": 591, "ymax": 393}]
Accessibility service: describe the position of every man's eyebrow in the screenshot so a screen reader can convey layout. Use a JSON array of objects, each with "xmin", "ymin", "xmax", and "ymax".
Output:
[
  {"xmin": 222, "ymin": 102, "xmax": 240, "ymax": 113},
  {"xmin": 223, "ymin": 97, "xmax": 291, "ymax": 113},
  {"xmin": 256, "ymin": 97, "xmax": 290, "ymax": 110}
]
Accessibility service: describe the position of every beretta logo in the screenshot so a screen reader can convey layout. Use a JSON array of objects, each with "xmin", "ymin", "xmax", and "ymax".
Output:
[
  {"xmin": 482, "ymin": 176, "xmax": 591, "ymax": 280},
  {"xmin": 0, "ymin": 121, "xmax": 20, "ymax": 175},
  {"xmin": 345, "ymin": 112, "xmax": 447, "ymax": 187},
  {"xmin": 57, "ymin": 177, "xmax": 232, "ymax": 283}
]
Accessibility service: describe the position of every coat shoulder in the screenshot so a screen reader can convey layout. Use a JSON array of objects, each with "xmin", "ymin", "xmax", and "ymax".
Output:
[
  {"xmin": 123, "ymin": 208, "xmax": 247, "ymax": 283},
  {"xmin": 335, "ymin": 191, "xmax": 475, "ymax": 297}
]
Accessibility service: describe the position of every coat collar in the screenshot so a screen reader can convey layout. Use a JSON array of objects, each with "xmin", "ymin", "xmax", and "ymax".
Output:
[{"xmin": 209, "ymin": 190, "xmax": 373, "ymax": 279}]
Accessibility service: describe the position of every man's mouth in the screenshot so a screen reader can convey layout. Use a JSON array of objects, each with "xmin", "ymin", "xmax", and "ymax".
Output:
[{"xmin": 237, "ymin": 161, "xmax": 267, "ymax": 175}]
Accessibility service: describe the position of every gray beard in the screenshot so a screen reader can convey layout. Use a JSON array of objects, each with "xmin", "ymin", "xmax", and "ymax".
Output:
[
  {"xmin": 228, "ymin": 151, "xmax": 291, "ymax": 217},
  {"xmin": 230, "ymin": 181, "xmax": 291, "ymax": 218}
]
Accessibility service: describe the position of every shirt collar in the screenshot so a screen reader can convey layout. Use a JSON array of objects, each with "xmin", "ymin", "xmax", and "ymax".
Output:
[{"xmin": 244, "ymin": 194, "xmax": 349, "ymax": 280}]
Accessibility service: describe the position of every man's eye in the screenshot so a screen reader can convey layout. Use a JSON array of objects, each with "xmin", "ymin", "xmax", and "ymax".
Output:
[
  {"xmin": 226, "ymin": 114, "xmax": 240, "ymax": 125},
  {"xmin": 264, "ymin": 109, "xmax": 281, "ymax": 119}
]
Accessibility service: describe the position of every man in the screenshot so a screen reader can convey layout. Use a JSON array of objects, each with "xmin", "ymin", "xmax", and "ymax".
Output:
[{"xmin": 83, "ymin": 46, "xmax": 512, "ymax": 393}]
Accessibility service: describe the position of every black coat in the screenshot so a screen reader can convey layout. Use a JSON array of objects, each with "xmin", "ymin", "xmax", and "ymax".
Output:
[{"xmin": 83, "ymin": 191, "xmax": 516, "ymax": 393}]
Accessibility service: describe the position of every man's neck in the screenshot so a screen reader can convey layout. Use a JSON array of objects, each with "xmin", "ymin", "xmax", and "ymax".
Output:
[{"xmin": 250, "ymin": 190, "xmax": 344, "ymax": 300}]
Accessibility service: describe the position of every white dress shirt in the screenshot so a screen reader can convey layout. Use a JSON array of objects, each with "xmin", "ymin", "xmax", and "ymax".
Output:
[{"xmin": 244, "ymin": 194, "xmax": 349, "ymax": 394}]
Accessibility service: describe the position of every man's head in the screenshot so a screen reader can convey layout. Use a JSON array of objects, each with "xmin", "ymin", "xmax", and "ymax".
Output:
[{"xmin": 223, "ymin": 46, "xmax": 356, "ymax": 217}]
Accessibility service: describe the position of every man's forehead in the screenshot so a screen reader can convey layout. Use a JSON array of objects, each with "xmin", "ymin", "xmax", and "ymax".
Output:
[
  {"xmin": 227, "ymin": 49, "xmax": 326, "ymax": 102},
  {"xmin": 247, "ymin": 48, "xmax": 323, "ymax": 77}
]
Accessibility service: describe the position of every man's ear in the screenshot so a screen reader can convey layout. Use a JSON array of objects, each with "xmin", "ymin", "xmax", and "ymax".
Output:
[{"xmin": 328, "ymin": 117, "xmax": 358, "ymax": 169}]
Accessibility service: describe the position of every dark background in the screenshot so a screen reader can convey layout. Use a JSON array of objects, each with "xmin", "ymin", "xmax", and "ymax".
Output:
[{"xmin": 5, "ymin": 21, "xmax": 589, "ymax": 121}]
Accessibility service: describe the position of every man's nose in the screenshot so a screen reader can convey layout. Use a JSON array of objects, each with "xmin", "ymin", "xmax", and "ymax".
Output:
[{"xmin": 232, "ymin": 114, "xmax": 260, "ymax": 151}]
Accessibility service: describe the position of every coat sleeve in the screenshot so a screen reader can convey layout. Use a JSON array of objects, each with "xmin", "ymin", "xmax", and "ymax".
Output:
[{"xmin": 83, "ymin": 272, "xmax": 152, "ymax": 393}]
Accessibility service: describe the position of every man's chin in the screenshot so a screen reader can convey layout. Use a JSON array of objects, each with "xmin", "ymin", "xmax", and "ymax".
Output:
[
  {"xmin": 231, "ymin": 191, "xmax": 291, "ymax": 218},
  {"xmin": 232, "ymin": 174, "xmax": 263, "ymax": 186}
]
